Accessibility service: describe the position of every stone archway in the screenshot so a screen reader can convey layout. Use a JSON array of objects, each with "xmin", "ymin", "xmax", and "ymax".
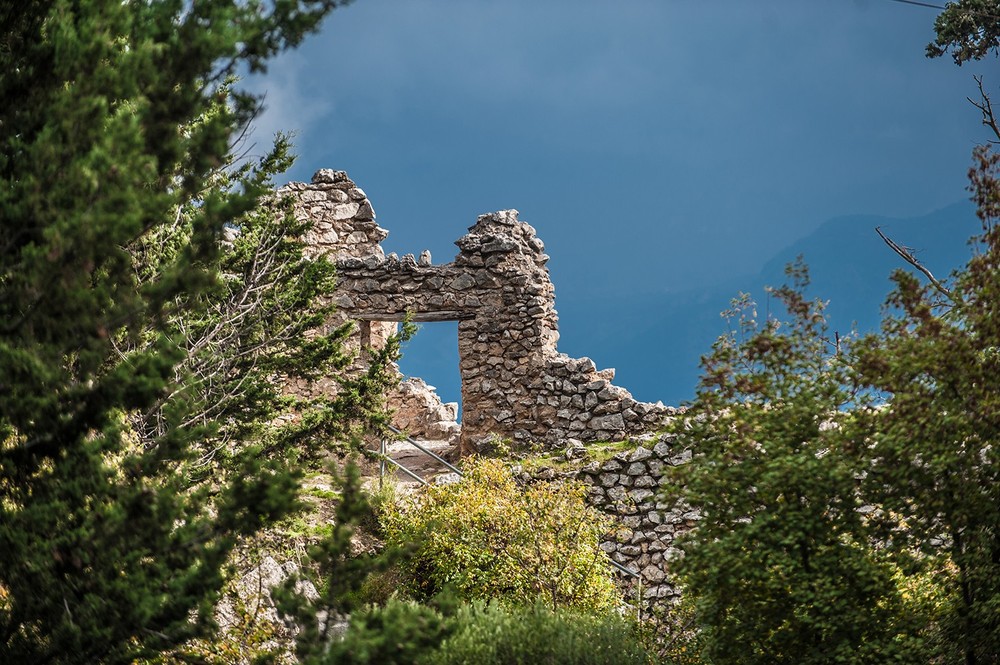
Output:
[{"xmin": 283, "ymin": 169, "xmax": 668, "ymax": 452}]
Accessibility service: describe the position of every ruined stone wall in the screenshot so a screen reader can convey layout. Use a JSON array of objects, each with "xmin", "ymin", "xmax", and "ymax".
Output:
[
  {"xmin": 519, "ymin": 432, "xmax": 695, "ymax": 617},
  {"xmin": 275, "ymin": 170, "xmax": 399, "ymax": 399},
  {"xmin": 389, "ymin": 378, "xmax": 461, "ymax": 445},
  {"xmin": 283, "ymin": 169, "xmax": 668, "ymax": 451}
]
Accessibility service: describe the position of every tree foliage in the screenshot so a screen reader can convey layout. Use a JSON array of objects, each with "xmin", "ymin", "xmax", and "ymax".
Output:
[
  {"xmin": 669, "ymin": 4, "xmax": 1000, "ymax": 662},
  {"xmin": 0, "ymin": 1, "xmax": 374, "ymax": 661},
  {"xmin": 665, "ymin": 273, "xmax": 912, "ymax": 664},
  {"xmin": 383, "ymin": 458, "xmax": 622, "ymax": 613},
  {"xmin": 128, "ymin": 126, "xmax": 400, "ymax": 485},
  {"xmin": 852, "ymin": 147, "xmax": 1000, "ymax": 665},
  {"xmin": 271, "ymin": 461, "xmax": 433, "ymax": 664},
  {"xmin": 867, "ymin": 4, "xmax": 1000, "ymax": 662},
  {"xmin": 926, "ymin": 0, "xmax": 1000, "ymax": 64}
]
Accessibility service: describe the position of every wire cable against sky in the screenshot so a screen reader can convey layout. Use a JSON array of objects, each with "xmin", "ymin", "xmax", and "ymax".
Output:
[
  {"xmin": 885, "ymin": 0, "xmax": 948, "ymax": 10},
  {"xmin": 882, "ymin": 0, "xmax": 1000, "ymax": 20}
]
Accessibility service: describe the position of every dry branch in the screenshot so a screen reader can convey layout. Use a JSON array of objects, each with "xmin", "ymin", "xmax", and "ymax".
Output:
[{"xmin": 874, "ymin": 226, "xmax": 953, "ymax": 301}]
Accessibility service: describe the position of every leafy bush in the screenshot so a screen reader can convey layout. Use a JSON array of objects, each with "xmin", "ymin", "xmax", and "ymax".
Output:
[
  {"xmin": 425, "ymin": 601, "xmax": 654, "ymax": 665},
  {"xmin": 383, "ymin": 457, "xmax": 620, "ymax": 612},
  {"xmin": 664, "ymin": 276, "xmax": 914, "ymax": 665},
  {"xmin": 653, "ymin": 597, "xmax": 704, "ymax": 665},
  {"xmin": 321, "ymin": 597, "xmax": 457, "ymax": 665},
  {"xmin": 313, "ymin": 597, "xmax": 653, "ymax": 665}
]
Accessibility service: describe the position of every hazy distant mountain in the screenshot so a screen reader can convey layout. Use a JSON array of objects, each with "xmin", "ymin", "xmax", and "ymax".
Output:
[
  {"xmin": 759, "ymin": 201, "xmax": 979, "ymax": 333},
  {"xmin": 558, "ymin": 200, "xmax": 981, "ymax": 406},
  {"xmin": 399, "ymin": 201, "xmax": 982, "ymax": 412}
]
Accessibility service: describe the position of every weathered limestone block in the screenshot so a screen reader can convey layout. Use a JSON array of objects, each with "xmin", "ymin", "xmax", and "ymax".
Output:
[{"xmin": 389, "ymin": 377, "xmax": 461, "ymax": 445}]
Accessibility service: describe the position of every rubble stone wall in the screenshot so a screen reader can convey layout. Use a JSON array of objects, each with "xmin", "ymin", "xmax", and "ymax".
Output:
[
  {"xmin": 389, "ymin": 378, "xmax": 461, "ymax": 445},
  {"xmin": 278, "ymin": 170, "xmax": 398, "ymax": 400},
  {"xmin": 519, "ymin": 433, "xmax": 695, "ymax": 617},
  {"xmin": 284, "ymin": 169, "xmax": 669, "ymax": 451}
]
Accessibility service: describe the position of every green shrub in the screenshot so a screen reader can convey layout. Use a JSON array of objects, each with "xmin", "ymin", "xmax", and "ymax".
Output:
[
  {"xmin": 321, "ymin": 597, "xmax": 653, "ymax": 665},
  {"xmin": 321, "ymin": 597, "xmax": 456, "ymax": 665},
  {"xmin": 383, "ymin": 457, "xmax": 620, "ymax": 612},
  {"xmin": 653, "ymin": 596, "xmax": 705, "ymax": 665},
  {"xmin": 425, "ymin": 601, "xmax": 655, "ymax": 665},
  {"xmin": 354, "ymin": 564, "xmax": 410, "ymax": 607}
]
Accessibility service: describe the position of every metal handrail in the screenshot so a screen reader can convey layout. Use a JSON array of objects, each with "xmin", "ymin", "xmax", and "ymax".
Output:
[
  {"xmin": 385, "ymin": 425, "xmax": 464, "ymax": 476},
  {"xmin": 607, "ymin": 559, "xmax": 644, "ymax": 623},
  {"xmin": 379, "ymin": 447, "xmax": 430, "ymax": 486},
  {"xmin": 377, "ymin": 426, "xmax": 464, "ymax": 488},
  {"xmin": 608, "ymin": 559, "xmax": 640, "ymax": 578}
]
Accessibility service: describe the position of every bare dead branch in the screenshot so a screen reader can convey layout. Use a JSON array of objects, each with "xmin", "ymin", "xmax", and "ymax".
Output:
[
  {"xmin": 875, "ymin": 226, "xmax": 954, "ymax": 301},
  {"xmin": 968, "ymin": 75, "xmax": 1000, "ymax": 144}
]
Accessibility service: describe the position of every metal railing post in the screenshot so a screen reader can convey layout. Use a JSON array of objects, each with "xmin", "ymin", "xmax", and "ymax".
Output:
[
  {"xmin": 385, "ymin": 425, "xmax": 463, "ymax": 476},
  {"xmin": 607, "ymin": 559, "xmax": 643, "ymax": 624},
  {"xmin": 636, "ymin": 577, "xmax": 642, "ymax": 624},
  {"xmin": 379, "ymin": 437, "xmax": 386, "ymax": 490}
]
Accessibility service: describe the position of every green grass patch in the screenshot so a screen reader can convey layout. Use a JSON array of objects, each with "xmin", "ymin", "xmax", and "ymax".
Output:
[{"xmin": 519, "ymin": 439, "xmax": 637, "ymax": 473}]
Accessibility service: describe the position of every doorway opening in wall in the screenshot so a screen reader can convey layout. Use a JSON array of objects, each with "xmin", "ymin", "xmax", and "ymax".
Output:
[{"xmin": 397, "ymin": 320, "xmax": 462, "ymax": 422}]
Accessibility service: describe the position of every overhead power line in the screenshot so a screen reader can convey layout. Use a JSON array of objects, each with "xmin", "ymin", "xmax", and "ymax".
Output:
[
  {"xmin": 881, "ymin": 0, "xmax": 1000, "ymax": 20},
  {"xmin": 884, "ymin": 0, "xmax": 947, "ymax": 9}
]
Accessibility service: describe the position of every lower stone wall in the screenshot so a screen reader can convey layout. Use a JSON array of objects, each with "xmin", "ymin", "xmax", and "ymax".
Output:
[
  {"xmin": 521, "ymin": 355, "xmax": 668, "ymax": 445},
  {"xmin": 517, "ymin": 431, "xmax": 697, "ymax": 617}
]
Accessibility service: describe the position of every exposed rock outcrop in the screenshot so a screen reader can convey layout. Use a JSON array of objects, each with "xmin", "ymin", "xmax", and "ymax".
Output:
[{"xmin": 390, "ymin": 377, "xmax": 461, "ymax": 445}]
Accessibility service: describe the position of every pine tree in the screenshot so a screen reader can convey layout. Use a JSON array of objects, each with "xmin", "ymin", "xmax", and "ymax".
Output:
[{"xmin": 0, "ymin": 2, "xmax": 367, "ymax": 661}]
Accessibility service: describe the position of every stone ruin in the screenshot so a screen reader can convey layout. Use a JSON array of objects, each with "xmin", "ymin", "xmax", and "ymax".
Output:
[
  {"xmin": 282, "ymin": 169, "xmax": 669, "ymax": 453},
  {"xmin": 392, "ymin": 377, "xmax": 462, "ymax": 445},
  {"xmin": 518, "ymin": 432, "xmax": 695, "ymax": 616}
]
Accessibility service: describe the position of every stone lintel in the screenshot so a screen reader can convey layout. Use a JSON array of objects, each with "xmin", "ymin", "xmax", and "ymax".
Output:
[{"xmin": 353, "ymin": 310, "xmax": 475, "ymax": 322}]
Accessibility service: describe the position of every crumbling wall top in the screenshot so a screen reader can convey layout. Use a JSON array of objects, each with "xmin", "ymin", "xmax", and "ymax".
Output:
[{"xmin": 285, "ymin": 170, "xmax": 669, "ymax": 451}]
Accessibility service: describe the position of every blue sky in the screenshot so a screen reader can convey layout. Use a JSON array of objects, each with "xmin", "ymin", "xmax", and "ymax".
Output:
[{"xmin": 250, "ymin": 0, "xmax": 995, "ymax": 407}]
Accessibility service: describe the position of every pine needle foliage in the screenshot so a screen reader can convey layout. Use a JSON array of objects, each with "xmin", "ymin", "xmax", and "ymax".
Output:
[{"xmin": 0, "ymin": 1, "xmax": 373, "ymax": 661}]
